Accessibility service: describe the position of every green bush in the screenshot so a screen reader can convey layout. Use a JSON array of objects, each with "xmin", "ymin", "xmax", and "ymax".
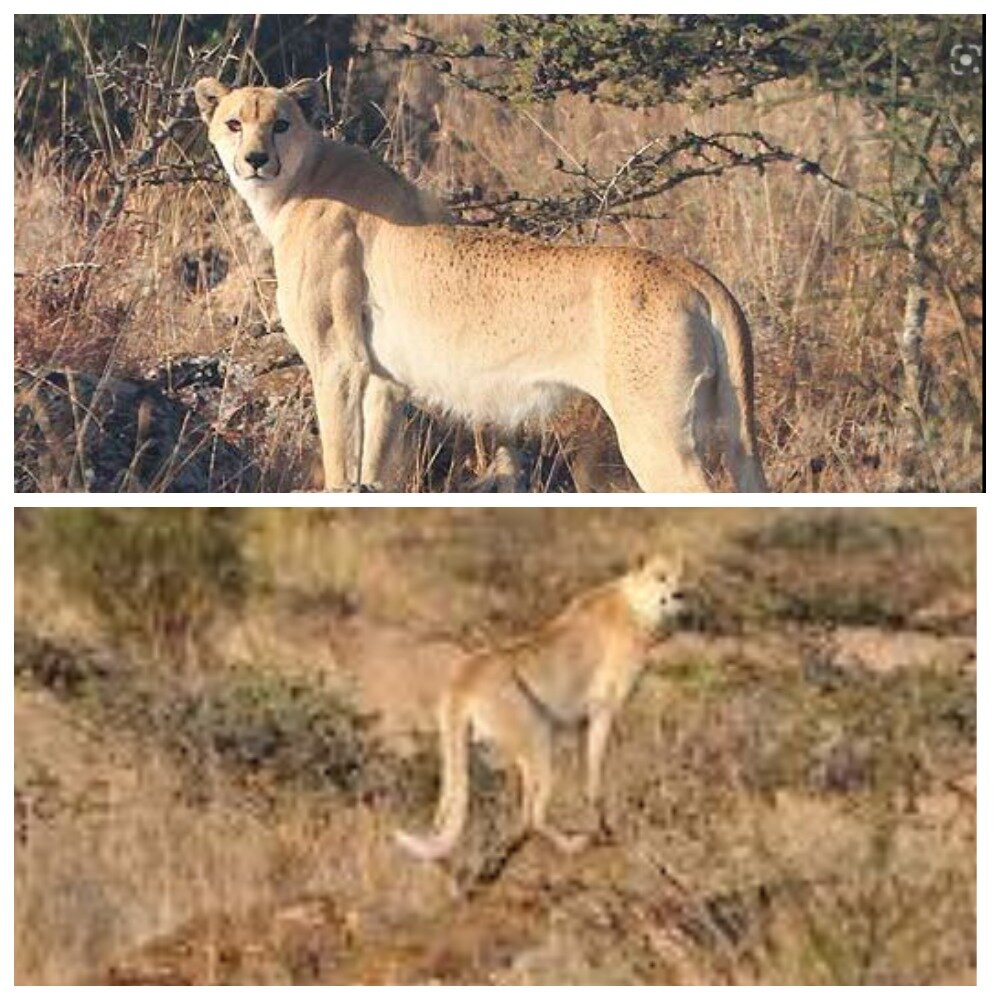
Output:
[
  {"xmin": 32, "ymin": 509, "xmax": 248, "ymax": 662},
  {"xmin": 13, "ymin": 631, "xmax": 399, "ymax": 805},
  {"xmin": 690, "ymin": 510, "xmax": 945, "ymax": 631},
  {"xmin": 736, "ymin": 510, "xmax": 909, "ymax": 557}
]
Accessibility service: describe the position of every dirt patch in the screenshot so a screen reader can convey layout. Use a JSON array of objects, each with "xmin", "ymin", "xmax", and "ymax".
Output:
[{"xmin": 828, "ymin": 627, "xmax": 975, "ymax": 676}]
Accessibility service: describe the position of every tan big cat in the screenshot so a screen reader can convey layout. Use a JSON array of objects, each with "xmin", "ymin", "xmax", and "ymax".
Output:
[
  {"xmin": 196, "ymin": 77, "xmax": 768, "ymax": 492},
  {"xmin": 394, "ymin": 554, "xmax": 691, "ymax": 861}
]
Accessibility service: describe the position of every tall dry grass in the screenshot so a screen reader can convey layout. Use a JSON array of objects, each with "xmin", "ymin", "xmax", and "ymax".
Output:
[{"xmin": 13, "ymin": 16, "xmax": 982, "ymax": 490}]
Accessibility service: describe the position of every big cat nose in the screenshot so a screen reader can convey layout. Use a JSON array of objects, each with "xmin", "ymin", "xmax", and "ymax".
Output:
[{"xmin": 245, "ymin": 150, "xmax": 269, "ymax": 170}]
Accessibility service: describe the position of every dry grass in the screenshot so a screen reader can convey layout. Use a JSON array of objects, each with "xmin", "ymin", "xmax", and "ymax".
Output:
[
  {"xmin": 13, "ymin": 15, "xmax": 982, "ymax": 491},
  {"xmin": 15, "ymin": 508, "xmax": 976, "ymax": 983}
]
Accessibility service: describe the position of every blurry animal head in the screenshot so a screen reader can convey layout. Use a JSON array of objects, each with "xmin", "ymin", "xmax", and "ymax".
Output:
[{"xmin": 622, "ymin": 552, "xmax": 691, "ymax": 633}]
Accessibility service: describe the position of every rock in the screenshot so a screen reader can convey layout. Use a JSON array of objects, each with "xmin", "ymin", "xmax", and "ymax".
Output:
[{"xmin": 15, "ymin": 367, "xmax": 257, "ymax": 492}]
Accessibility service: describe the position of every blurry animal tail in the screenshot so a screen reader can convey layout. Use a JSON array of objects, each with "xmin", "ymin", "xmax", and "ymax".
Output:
[{"xmin": 394, "ymin": 688, "xmax": 471, "ymax": 861}]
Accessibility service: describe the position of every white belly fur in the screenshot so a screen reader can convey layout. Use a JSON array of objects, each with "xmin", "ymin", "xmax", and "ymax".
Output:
[{"xmin": 367, "ymin": 302, "xmax": 573, "ymax": 428}]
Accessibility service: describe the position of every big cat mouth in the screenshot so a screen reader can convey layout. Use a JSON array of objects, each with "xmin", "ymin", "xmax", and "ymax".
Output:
[{"xmin": 233, "ymin": 161, "xmax": 280, "ymax": 183}]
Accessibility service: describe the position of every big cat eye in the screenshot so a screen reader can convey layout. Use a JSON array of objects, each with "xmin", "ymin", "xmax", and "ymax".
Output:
[
  {"xmin": 274, "ymin": 120, "xmax": 290, "ymax": 133},
  {"xmin": 226, "ymin": 119, "xmax": 241, "ymax": 133}
]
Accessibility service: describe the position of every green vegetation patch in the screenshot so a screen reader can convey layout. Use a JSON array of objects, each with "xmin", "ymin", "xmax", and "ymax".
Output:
[
  {"xmin": 654, "ymin": 649, "xmax": 975, "ymax": 802},
  {"xmin": 700, "ymin": 510, "xmax": 954, "ymax": 630},
  {"xmin": 14, "ymin": 631, "xmax": 401, "ymax": 806},
  {"xmin": 17, "ymin": 509, "xmax": 249, "ymax": 664}
]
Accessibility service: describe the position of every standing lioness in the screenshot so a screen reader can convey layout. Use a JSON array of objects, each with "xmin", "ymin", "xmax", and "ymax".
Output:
[
  {"xmin": 395, "ymin": 554, "xmax": 690, "ymax": 861},
  {"xmin": 196, "ymin": 77, "xmax": 768, "ymax": 492}
]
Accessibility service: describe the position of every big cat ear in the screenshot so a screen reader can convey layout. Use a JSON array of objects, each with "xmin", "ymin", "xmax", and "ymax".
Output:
[
  {"xmin": 284, "ymin": 78, "xmax": 323, "ymax": 124},
  {"xmin": 194, "ymin": 77, "xmax": 231, "ymax": 124}
]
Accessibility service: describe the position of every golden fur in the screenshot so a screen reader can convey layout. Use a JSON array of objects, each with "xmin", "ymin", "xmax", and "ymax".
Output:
[
  {"xmin": 394, "ymin": 554, "xmax": 690, "ymax": 860},
  {"xmin": 196, "ymin": 77, "xmax": 767, "ymax": 492}
]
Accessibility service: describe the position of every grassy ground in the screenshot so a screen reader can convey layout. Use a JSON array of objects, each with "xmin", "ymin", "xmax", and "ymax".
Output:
[
  {"xmin": 13, "ymin": 15, "xmax": 983, "ymax": 491},
  {"xmin": 14, "ymin": 508, "xmax": 976, "ymax": 983}
]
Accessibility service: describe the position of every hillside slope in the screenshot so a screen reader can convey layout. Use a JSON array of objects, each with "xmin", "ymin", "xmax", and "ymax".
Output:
[{"xmin": 15, "ymin": 509, "xmax": 976, "ymax": 983}]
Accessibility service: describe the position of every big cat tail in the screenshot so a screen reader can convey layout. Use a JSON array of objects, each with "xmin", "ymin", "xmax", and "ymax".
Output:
[{"xmin": 394, "ymin": 689, "xmax": 471, "ymax": 861}]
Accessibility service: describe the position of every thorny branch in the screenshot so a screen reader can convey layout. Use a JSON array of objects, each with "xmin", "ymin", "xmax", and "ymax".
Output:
[
  {"xmin": 88, "ymin": 48, "xmax": 234, "ymax": 233},
  {"xmin": 449, "ymin": 129, "xmax": 893, "ymax": 238}
]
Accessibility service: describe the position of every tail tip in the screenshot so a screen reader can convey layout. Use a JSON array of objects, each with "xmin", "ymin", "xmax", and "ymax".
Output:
[{"xmin": 394, "ymin": 828, "xmax": 446, "ymax": 862}]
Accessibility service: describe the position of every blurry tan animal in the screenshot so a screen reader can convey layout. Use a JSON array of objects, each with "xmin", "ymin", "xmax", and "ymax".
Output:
[
  {"xmin": 394, "ymin": 554, "xmax": 690, "ymax": 861},
  {"xmin": 196, "ymin": 77, "xmax": 767, "ymax": 492}
]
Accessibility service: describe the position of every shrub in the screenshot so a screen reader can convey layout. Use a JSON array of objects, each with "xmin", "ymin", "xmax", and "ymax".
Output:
[
  {"xmin": 13, "ymin": 631, "xmax": 398, "ymax": 805},
  {"xmin": 30, "ymin": 509, "xmax": 248, "ymax": 663}
]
